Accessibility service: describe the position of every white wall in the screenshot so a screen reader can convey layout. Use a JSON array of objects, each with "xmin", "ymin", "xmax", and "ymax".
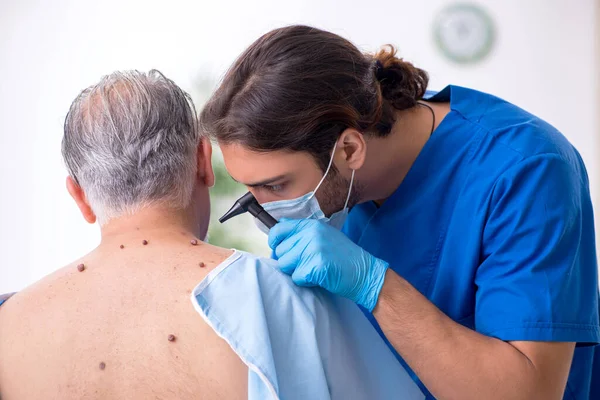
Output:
[{"xmin": 0, "ymin": 0, "xmax": 598, "ymax": 292}]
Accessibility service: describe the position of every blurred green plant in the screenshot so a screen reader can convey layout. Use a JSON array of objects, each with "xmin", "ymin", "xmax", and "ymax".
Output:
[{"xmin": 207, "ymin": 155, "xmax": 254, "ymax": 251}]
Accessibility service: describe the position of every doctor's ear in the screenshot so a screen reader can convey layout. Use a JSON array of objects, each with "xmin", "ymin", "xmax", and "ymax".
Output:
[{"xmin": 337, "ymin": 129, "xmax": 367, "ymax": 171}]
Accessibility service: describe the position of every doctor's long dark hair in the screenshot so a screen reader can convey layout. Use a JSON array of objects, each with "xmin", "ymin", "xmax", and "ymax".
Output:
[{"xmin": 200, "ymin": 25, "xmax": 429, "ymax": 171}]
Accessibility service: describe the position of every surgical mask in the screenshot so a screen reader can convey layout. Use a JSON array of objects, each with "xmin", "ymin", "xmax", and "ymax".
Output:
[{"xmin": 254, "ymin": 144, "xmax": 355, "ymax": 234}]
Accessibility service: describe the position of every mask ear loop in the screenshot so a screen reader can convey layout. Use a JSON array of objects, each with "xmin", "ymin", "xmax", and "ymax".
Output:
[
  {"xmin": 343, "ymin": 170, "xmax": 355, "ymax": 210},
  {"xmin": 309, "ymin": 144, "xmax": 337, "ymax": 200}
]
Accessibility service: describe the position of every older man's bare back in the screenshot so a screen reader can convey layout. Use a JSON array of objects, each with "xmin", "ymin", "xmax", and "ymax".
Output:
[{"xmin": 0, "ymin": 232, "xmax": 247, "ymax": 400}]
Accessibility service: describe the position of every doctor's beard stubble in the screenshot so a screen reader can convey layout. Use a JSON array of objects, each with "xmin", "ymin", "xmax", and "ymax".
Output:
[{"xmin": 316, "ymin": 168, "xmax": 362, "ymax": 218}]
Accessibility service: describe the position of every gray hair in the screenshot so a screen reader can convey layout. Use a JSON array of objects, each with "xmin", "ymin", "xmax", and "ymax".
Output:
[{"xmin": 62, "ymin": 70, "xmax": 200, "ymax": 224}]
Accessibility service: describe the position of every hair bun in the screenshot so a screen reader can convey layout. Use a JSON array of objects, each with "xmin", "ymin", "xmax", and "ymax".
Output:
[
  {"xmin": 374, "ymin": 60, "xmax": 385, "ymax": 81},
  {"xmin": 372, "ymin": 45, "xmax": 429, "ymax": 111}
]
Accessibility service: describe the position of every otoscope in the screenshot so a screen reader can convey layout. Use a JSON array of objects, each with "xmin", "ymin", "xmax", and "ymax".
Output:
[{"xmin": 219, "ymin": 191, "xmax": 278, "ymax": 230}]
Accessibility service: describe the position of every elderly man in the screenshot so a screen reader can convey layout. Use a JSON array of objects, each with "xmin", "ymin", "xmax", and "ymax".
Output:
[{"xmin": 0, "ymin": 70, "xmax": 422, "ymax": 399}]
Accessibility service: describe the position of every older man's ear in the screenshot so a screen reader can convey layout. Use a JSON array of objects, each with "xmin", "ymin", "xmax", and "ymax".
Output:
[
  {"xmin": 66, "ymin": 176, "xmax": 97, "ymax": 224},
  {"xmin": 198, "ymin": 137, "xmax": 215, "ymax": 188}
]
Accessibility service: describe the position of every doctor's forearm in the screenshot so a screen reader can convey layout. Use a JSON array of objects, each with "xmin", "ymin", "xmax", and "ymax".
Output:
[{"xmin": 372, "ymin": 269, "xmax": 570, "ymax": 400}]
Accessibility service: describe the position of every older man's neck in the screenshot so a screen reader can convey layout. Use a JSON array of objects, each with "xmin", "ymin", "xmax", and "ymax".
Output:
[{"xmin": 98, "ymin": 206, "xmax": 206, "ymax": 248}]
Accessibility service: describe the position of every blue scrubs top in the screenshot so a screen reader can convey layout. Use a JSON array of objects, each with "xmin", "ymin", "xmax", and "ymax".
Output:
[{"xmin": 343, "ymin": 85, "xmax": 600, "ymax": 399}]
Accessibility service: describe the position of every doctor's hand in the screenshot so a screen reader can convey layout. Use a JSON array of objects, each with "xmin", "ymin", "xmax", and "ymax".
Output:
[{"xmin": 269, "ymin": 218, "xmax": 389, "ymax": 312}]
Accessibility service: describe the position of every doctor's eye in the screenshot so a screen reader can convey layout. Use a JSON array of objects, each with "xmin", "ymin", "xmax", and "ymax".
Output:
[{"xmin": 263, "ymin": 183, "xmax": 285, "ymax": 193}]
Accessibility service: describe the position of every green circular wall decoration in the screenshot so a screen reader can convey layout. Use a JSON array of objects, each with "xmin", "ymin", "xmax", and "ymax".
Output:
[{"xmin": 433, "ymin": 3, "xmax": 496, "ymax": 64}]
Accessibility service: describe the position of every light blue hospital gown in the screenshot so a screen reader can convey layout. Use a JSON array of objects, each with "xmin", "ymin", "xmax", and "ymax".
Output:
[{"xmin": 191, "ymin": 250, "xmax": 424, "ymax": 400}]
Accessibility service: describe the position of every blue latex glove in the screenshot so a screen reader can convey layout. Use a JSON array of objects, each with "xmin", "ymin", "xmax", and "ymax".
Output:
[{"xmin": 268, "ymin": 218, "xmax": 390, "ymax": 312}]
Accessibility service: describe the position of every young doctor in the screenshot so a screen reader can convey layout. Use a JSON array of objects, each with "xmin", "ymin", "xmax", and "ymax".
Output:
[{"xmin": 200, "ymin": 25, "xmax": 600, "ymax": 399}]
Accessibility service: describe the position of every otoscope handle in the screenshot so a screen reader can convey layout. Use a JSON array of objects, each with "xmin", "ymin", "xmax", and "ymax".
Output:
[
  {"xmin": 255, "ymin": 209, "xmax": 277, "ymax": 229},
  {"xmin": 246, "ymin": 201, "xmax": 278, "ymax": 229}
]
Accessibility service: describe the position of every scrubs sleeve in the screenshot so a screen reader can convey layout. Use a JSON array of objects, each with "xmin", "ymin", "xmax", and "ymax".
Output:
[{"xmin": 475, "ymin": 153, "xmax": 600, "ymax": 344}]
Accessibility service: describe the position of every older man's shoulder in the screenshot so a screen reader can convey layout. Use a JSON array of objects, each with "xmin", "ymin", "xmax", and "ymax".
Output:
[{"xmin": 0, "ymin": 259, "xmax": 87, "ymax": 326}]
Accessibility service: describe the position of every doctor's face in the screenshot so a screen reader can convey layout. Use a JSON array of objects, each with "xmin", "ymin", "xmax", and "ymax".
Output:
[{"xmin": 219, "ymin": 143, "xmax": 353, "ymax": 216}]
